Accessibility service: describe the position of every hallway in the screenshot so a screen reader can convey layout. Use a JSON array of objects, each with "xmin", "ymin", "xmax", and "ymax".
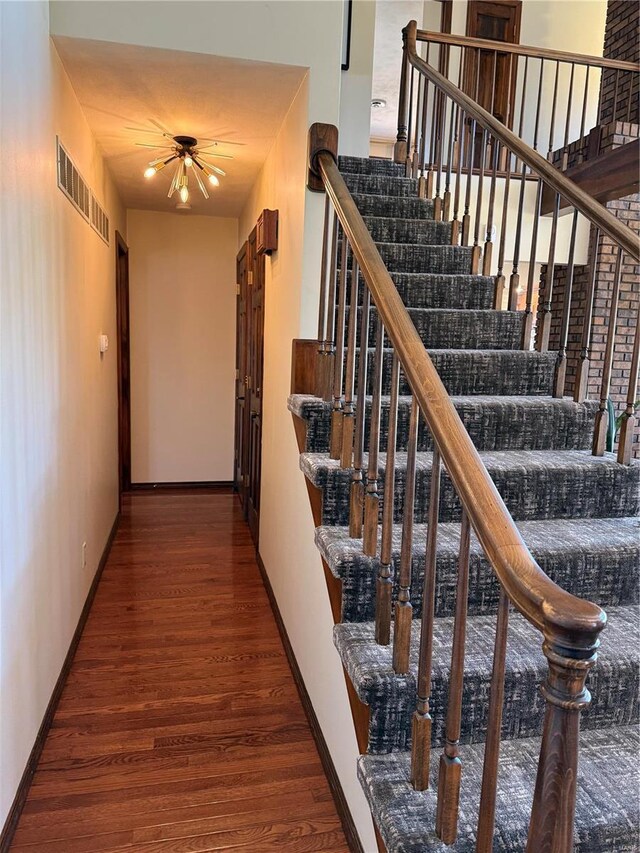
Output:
[{"xmin": 9, "ymin": 493, "xmax": 350, "ymax": 852}]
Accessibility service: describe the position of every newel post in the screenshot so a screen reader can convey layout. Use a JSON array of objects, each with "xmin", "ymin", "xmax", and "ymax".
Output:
[
  {"xmin": 307, "ymin": 123, "xmax": 338, "ymax": 193},
  {"xmin": 394, "ymin": 26, "xmax": 411, "ymax": 164},
  {"xmin": 526, "ymin": 618, "xmax": 605, "ymax": 852},
  {"xmin": 308, "ymin": 123, "xmax": 339, "ymax": 399}
]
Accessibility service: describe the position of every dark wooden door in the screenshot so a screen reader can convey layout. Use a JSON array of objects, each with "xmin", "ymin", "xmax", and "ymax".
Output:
[
  {"xmin": 233, "ymin": 232, "xmax": 265, "ymax": 547},
  {"xmin": 246, "ymin": 229, "xmax": 264, "ymax": 546},
  {"xmin": 115, "ymin": 232, "xmax": 131, "ymax": 496},
  {"xmin": 234, "ymin": 243, "xmax": 249, "ymax": 508},
  {"xmin": 463, "ymin": 0, "xmax": 522, "ymax": 163}
]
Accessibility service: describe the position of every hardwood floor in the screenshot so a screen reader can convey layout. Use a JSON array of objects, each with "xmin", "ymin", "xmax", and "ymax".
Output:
[{"xmin": 9, "ymin": 492, "xmax": 350, "ymax": 852}]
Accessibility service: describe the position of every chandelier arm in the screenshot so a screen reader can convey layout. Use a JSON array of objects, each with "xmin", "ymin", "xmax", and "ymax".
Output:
[{"xmin": 192, "ymin": 163, "xmax": 210, "ymax": 199}]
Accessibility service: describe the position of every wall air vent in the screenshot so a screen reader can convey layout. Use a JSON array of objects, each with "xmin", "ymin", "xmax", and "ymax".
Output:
[
  {"xmin": 90, "ymin": 193, "xmax": 110, "ymax": 245},
  {"xmin": 56, "ymin": 137, "xmax": 109, "ymax": 245}
]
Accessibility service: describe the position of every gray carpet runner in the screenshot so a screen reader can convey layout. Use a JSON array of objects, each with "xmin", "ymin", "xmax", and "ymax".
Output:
[{"xmin": 290, "ymin": 155, "xmax": 640, "ymax": 850}]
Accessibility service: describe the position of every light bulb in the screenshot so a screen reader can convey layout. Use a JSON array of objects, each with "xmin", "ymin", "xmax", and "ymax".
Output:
[
  {"xmin": 179, "ymin": 185, "xmax": 189, "ymax": 204},
  {"xmin": 144, "ymin": 166, "xmax": 156, "ymax": 178},
  {"xmin": 208, "ymin": 174, "xmax": 219, "ymax": 187},
  {"xmin": 184, "ymin": 156, "xmax": 193, "ymax": 167}
]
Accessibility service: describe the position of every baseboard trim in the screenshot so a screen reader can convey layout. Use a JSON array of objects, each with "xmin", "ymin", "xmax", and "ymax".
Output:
[
  {"xmin": 129, "ymin": 481, "xmax": 233, "ymax": 492},
  {"xmin": 0, "ymin": 513, "xmax": 120, "ymax": 852},
  {"xmin": 256, "ymin": 551, "xmax": 365, "ymax": 853}
]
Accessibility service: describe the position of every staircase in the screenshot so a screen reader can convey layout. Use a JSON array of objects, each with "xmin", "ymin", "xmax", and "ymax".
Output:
[{"xmin": 289, "ymin": 154, "xmax": 640, "ymax": 851}]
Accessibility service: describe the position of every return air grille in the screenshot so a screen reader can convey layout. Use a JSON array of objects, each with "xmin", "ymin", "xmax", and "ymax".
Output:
[{"xmin": 57, "ymin": 137, "xmax": 109, "ymax": 245}]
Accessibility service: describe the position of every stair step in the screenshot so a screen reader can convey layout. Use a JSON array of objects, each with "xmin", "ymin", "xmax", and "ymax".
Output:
[
  {"xmin": 343, "ymin": 173, "xmax": 421, "ymax": 197},
  {"xmin": 316, "ymin": 517, "xmax": 639, "ymax": 622},
  {"xmin": 289, "ymin": 395, "xmax": 598, "ymax": 454},
  {"xmin": 358, "ymin": 724, "xmax": 640, "ymax": 851},
  {"xmin": 338, "ymin": 155, "xmax": 405, "ymax": 177},
  {"xmin": 347, "ymin": 270, "xmax": 496, "ymax": 310},
  {"xmin": 369, "ymin": 349, "xmax": 557, "ymax": 396},
  {"xmin": 300, "ymin": 450, "xmax": 640, "ymax": 525},
  {"xmin": 334, "ymin": 607, "xmax": 639, "ymax": 753},
  {"xmin": 363, "ymin": 215, "xmax": 452, "ymax": 245},
  {"xmin": 352, "ymin": 192, "xmax": 436, "ymax": 220},
  {"xmin": 351, "ymin": 308, "xmax": 524, "ymax": 350},
  {"xmin": 340, "ymin": 240, "xmax": 473, "ymax": 275}
]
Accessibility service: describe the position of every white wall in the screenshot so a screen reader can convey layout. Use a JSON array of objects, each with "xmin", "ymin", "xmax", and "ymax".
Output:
[
  {"xmin": 238, "ymin": 77, "xmax": 378, "ymax": 852},
  {"xmin": 339, "ymin": 0, "xmax": 377, "ymax": 157},
  {"xmin": 0, "ymin": 0, "xmax": 125, "ymax": 826},
  {"xmin": 127, "ymin": 210, "xmax": 238, "ymax": 483}
]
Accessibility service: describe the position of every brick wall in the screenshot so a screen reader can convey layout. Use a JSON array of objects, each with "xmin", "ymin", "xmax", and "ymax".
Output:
[{"xmin": 599, "ymin": 0, "xmax": 639, "ymax": 125}]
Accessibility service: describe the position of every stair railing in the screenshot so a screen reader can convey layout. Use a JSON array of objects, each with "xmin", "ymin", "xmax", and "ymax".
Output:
[
  {"xmin": 308, "ymin": 112, "xmax": 634, "ymax": 850},
  {"xmin": 395, "ymin": 20, "xmax": 639, "ymax": 464}
]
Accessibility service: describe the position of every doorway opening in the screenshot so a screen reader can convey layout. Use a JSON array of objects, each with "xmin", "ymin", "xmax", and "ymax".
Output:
[{"xmin": 115, "ymin": 231, "xmax": 131, "ymax": 496}]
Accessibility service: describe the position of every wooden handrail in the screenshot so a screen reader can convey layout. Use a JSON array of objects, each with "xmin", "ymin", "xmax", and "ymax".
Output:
[
  {"xmin": 416, "ymin": 28, "xmax": 640, "ymax": 72},
  {"xmin": 314, "ymin": 148, "xmax": 606, "ymax": 654},
  {"xmin": 405, "ymin": 23, "xmax": 640, "ymax": 262}
]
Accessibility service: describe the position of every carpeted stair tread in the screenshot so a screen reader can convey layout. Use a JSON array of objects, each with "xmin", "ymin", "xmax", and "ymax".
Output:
[
  {"xmin": 289, "ymin": 394, "xmax": 598, "ymax": 453},
  {"xmin": 352, "ymin": 307, "xmax": 525, "ymax": 350},
  {"xmin": 352, "ymin": 192, "xmax": 436, "ymax": 220},
  {"xmin": 345, "ymin": 269, "xmax": 496, "ymax": 309},
  {"xmin": 362, "ymin": 215, "xmax": 452, "ymax": 245},
  {"xmin": 340, "ymin": 240, "xmax": 473, "ymax": 275},
  {"xmin": 334, "ymin": 607, "xmax": 638, "ymax": 752},
  {"xmin": 300, "ymin": 449, "xmax": 640, "ymax": 525},
  {"xmin": 343, "ymin": 173, "xmax": 421, "ymax": 197},
  {"xmin": 371, "ymin": 348, "xmax": 557, "ymax": 396},
  {"xmin": 314, "ymin": 517, "xmax": 640, "ymax": 621},
  {"xmin": 358, "ymin": 724, "xmax": 640, "ymax": 852},
  {"xmin": 338, "ymin": 155, "xmax": 406, "ymax": 177}
]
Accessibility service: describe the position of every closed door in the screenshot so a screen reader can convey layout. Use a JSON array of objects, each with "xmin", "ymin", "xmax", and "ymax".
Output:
[
  {"xmin": 233, "ymin": 230, "xmax": 265, "ymax": 547},
  {"xmin": 463, "ymin": 0, "xmax": 522, "ymax": 164}
]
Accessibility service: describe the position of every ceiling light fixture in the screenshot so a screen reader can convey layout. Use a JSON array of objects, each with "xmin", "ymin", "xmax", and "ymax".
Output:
[
  {"xmin": 371, "ymin": 98, "xmax": 387, "ymax": 110},
  {"xmin": 138, "ymin": 130, "xmax": 236, "ymax": 203}
]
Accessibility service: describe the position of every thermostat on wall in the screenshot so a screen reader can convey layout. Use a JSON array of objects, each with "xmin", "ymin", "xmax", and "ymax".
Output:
[{"xmin": 99, "ymin": 334, "xmax": 109, "ymax": 354}]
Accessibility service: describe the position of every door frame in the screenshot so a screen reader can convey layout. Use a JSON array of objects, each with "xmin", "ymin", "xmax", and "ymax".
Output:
[{"xmin": 115, "ymin": 231, "xmax": 131, "ymax": 496}]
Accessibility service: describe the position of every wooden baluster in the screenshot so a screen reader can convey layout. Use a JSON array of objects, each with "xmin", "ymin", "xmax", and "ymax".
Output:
[
  {"xmin": 410, "ymin": 446, "xmax": 441, "ymax": 791},
  {"xmin": 536, "ymin": 61, "xmax": 562, "ymax": 351},
  {"xmin": 593, "ymin": 247, "xmax": 623, "ymax": 455},
  {"xmin": 412, "ymin": 75, "xmax": 423, "ymax": 178},
  {"xmin": 443, "ymin": 53, "xmax": 463, "ymax": 222},
  {"xmin": 435, "ymin": 509, "xmax": 471, "ymax": 845},
  {"xmin": 322, "ymin": 214, "xmax": 340, "ymax": 401},
  {"xmin": 341, "ymin": 257, "xmax": 360, "ymax": 467},
  {"xmin": 574, "ymin": 229, "xmax": 601, "ymax": 403},
  {"xmin": 433, "ymin": 93, "xmax": 444, "ymax": 219},
  {"xmin": 427, "ymin": 55, "xmax": 440, "ymax": 198},
  {"xmin": 418, "ymin": 43, "xmax": 431, "ymax": 191},
  {"xmin": 462, "ymin": 49, "xmax": 481, "ymax": 245},
  {"xmin": 476, "ymin": 588, "xmax": 509, "ymax": 852},
  {"xmin": 451, "ymin": 104, "xmax": 465, "ymax": 245},
  {"xmin": 526, "ymin": 634, "xmax": 600, "ymax": 852},
  {"xmin": 561, "ymin": 63, "xmax": 575, "ymax": 170},
  {"xmin": 521, "ymin": 59, "xmax": 546, "ymax": 348},
  {"xmin": 473, "ymin": 51, "xmax": 498, "ymax": 275},
  {"xmin": 495, "ymin": 147, "xmax": 512, "ymax": 308},
  {"xmin": 375, "ymin": 352, "xmax": 400, "ymax": 646},
  {"xmin": 579, "ymin": 66, "xmax": 591, "ymax": 144},
  {"xmin": 553, "ymin": 209, "xmax": 579, "ymax": 397},
  {"xmin": 363, "ymin": 317, "xmax": 384, "ymax": 556},
  {"xmin": 316, "ymin": 195, "xmax": 331, "ymax": 397},
  {"xmin": 330, "ymin": 237, "xmax": 348, "ymax": 457},
  {"xmin": 617, "ymin": 288, "xmax": 640, "ymax": 464},
  {"xmin": 350, "ymin": 269, "xmax": 370, "ymax": 536},
  {"xmin": 483, "ymin": 134, "xmax": 499, "ymax": 277},
  {"xmin": 406, "ymin": 66, "xmax": 415, "ymax": 177},
  {"xmin": 509, "ymin": 56, "xmax": 530, "ymax": 308},
  {"xmin": 394, "ymin": 26, "xmax": 410, "ymax": 164},
  {"xmin": 392, "ymin": 395, "xmax": 419, "ymax": 675}
]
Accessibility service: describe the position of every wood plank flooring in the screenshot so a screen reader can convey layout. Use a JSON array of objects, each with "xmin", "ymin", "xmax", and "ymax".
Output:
[{"xmin": 9, "ymin": 492, "xmax": 350, "ymax": 852}]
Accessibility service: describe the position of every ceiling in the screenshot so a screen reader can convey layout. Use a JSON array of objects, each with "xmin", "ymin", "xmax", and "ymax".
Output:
[
  {"xmin": 370, "ymin": 1, "xmax": 425, "ymax": 143},
  {"xmin": 53, "ymin": 36, "xmax": 306, "ymax": 217}
]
